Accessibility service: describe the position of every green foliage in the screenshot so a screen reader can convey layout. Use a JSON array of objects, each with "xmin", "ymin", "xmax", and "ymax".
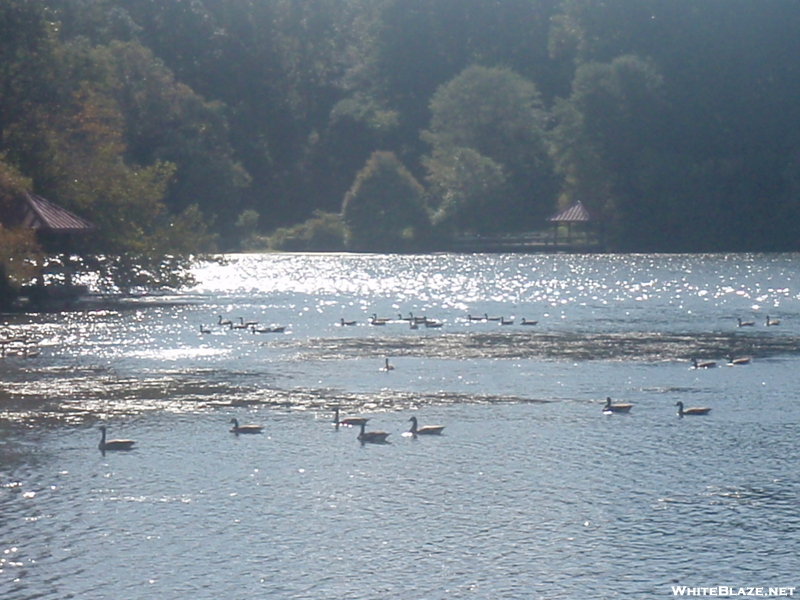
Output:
[
  {"xmin": 424, "ymin": 147, "xmax": 505, "ymax": 235},
  {"xmin": 3, "ymin": 0, "xmax": 800, "ymax": 266},
  {"xmin": 266, "ymin": 211, "xmax": 346, "ymax": 252},
  {"xmin": 0, "ymin": 160, "xmax": 41, "ymax": 307},
  {"xmin": 550, "ymin": 54, "xmax": 698, "ymax": 250},
  {"xmin": 423, "ymin": 65, "xmax": 558, "ymax": 233},
  {"xmin": 342, "ymin": 151, "xmax": 431, "ymax": 252}
]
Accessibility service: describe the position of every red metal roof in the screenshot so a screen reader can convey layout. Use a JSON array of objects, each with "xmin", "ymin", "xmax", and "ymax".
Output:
[
  {"xmin": 0, "ymin": 193, "xmax": 94, "ymax": 233},
  {"xmin": 548, "ymin": 201, "xmax": 591, "ymax": 223}
]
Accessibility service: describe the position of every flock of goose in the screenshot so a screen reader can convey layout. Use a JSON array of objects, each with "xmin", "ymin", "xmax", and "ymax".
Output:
[
  {"xmin": 97, "ymin": 405, "xmax": 444, "ymax": 452},
  {"xmin": 199, "ymin": 316, "xmax": 288, "ymax": 335},
  {"xmin": 98, "ymin": 391, "xmax": 712, "ymax": 453},
  {"xmin": 737, "ymin": 315, "xmax": 780, "ymax": 327},
  {"xmin": 200, "ymin": 311, "xmax": 542, "ymax": 334},
  {"xmin": 107, "ymin": 310, "xmax": 784, "ymax": 452},
  {"xmin": 603, "ymin": 396, "xmax": 712, "ymax": 417},
  {"xmin": 203, "ymin": 310, "xmax": 779, "ymax": 335},
  {"xmin": 603, "ymin": 314, "xmax": 780, "ymax": 417}
]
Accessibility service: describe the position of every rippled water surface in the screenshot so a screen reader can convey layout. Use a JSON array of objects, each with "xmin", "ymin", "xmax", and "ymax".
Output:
[{"xmin": 2, "ymin": 253, "xmax": 800, "ymax": 599}]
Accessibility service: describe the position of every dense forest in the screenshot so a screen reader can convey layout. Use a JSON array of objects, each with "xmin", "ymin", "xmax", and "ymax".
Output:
[{"xmin": 2, "ymin": 0, "xmax": 800, "ymax": 296}]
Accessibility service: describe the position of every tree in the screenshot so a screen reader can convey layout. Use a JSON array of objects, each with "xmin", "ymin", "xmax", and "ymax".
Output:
[
  {"xmin": 423, "ymin": 65, "xmax": 558, "ymax": 234},
  {"xmin": 424, "ymin": 147, "xmax": 505, "ymax": 235},
  {"xmin": 341, "ymin": 151, "xmax": 431, "ymax": 252},
  {"xmin": 0, "ymin": 20, "xmax": 216, "ymax": 293},
  {"xmin": 550, "ymin": 54, "xmax": 668, "ymax": 249},
  {"xmin": 0, "ymin": 159, "xmax": 40, "ymax": 308}
]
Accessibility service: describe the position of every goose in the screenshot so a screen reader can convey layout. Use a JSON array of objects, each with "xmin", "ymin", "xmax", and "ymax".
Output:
[
  {"xmin": 251, "ymin": 325, "xmax": 273, "ymax": 333},
  {"xmin": 727, "ymin": 355, "xmax": 751, "ymax": 366},
  {"xmin": 380, "ymin": 358, "xmax": 395, "ymax": 371},
  {"xmin": 467, "ymin": 314, "xmax": 486, "ymax": 322},
  {"xmin": 603, "ymin": 396, "xmax": 633, "ymax": 414},
  {"xmin": 520, "ymin": 318, "xmax": 538, "ymax": 326},
  {"xmin": 229, "ymin": 320, "xmax": 250, "ymax": 330},
  {"xmin": 676, "ymin": 401, "xmax": 711, "ymax": 417},
  {"xmin": 200, "ymin": 324, "xmax": 212, "ymax": 334},
  {"xmin": 98, "ymin": 426, "xmax": 136, "ymax": 452},
  {"xmin": 484, "ymin": 313, "xmax": 501, "ymax": 322},
  {"xmin": 229, "ymin": 418, "xmax": 263, "ymax": 434},
  {"xmin": 766, "ymin": 315, "xmax": 780, "ymax": 326},
  {"xmin": 500, "ymin": 316, "xmax": 514, "ymax": 325},
  {"xmin": 370, "ymin": 314, "xmax": 389, "ymax": 326},
  {"xmin": 408, "ymin": 416, "xmax": 445, "ymax": 436},
  {"xmin": 737, "ymin": 317, "xmax": 755, "ymax": 327},
  {"xmin": 239, "ymin": 317, "xmax": 259, "ymax": 328},
  {"xmin": 691, "ymin": 358, "xmax": 716, "ymax": 369},
  {"xmin": 333, "ymin": 406, "xmax": 370, "ymax": 428},
  {"xmin": 424, "ymin": 319, "xmax": 443, "ymax": 328},
  {"xmin": 217, "ymin": 315, "xmax": 233, "ymax": 327},
  {"xmin": 357, "ymin": 421, "xmax": 390, "ymax": 444},
  {"xmin": 340, "ymin": 318, "xmax": 357, "ymax": 326}
]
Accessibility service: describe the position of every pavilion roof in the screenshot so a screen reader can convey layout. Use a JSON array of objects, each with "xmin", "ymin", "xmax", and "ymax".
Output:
[
  {"xmin": 0, "ymin": 193, "xmax": 94, "ymax": 234},
  {"xmin": 548, "ymin": 201, "xmax": 592, "ymax": 223}
]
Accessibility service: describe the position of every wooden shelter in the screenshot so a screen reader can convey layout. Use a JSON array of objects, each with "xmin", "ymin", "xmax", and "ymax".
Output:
[
  {"xmin": 0, "ymin": 192, "xmax": 94, "ymax": 234},
  {"xmin": 0, "ymin": 193, "xmax": 94, "ymax": 306},
  {"xmin": 547, "ymin": 201, "xmax": 592, "ymax": 248}
]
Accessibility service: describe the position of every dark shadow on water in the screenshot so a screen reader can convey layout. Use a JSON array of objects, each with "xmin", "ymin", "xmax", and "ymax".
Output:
[{"xmin": 287, "ymin": 330, "xmax": 800, "ymax": 362}]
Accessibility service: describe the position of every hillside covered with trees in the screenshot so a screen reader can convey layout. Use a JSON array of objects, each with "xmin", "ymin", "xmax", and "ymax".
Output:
[{"xmin": 2, "ymin": 0, "xmax": 800, "ymax": 295}]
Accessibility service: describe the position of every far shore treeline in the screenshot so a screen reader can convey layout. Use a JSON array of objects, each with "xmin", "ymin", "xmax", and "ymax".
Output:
[{"xmin": 1, "ymin": 1, "xmax": 800, "ymax": 303}]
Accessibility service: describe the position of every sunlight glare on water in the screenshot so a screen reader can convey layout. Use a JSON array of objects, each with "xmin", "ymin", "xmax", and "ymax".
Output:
[{"xmin": 2, "ymin": 253, "xmax": 800, "ymax": 599}]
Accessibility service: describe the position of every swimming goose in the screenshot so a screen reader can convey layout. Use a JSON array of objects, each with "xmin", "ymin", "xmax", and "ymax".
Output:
[
  {"xmin": 603, "ymin": 397, "xmax": 633, "ymax": 414},
  {"xmin": 358, "ymin": 421, "xmax": 390, "ymax": 444},
  {"xmin": 737, "ymin": 317, "xmax": 755, "ymax": 327},
  {"xmin": 217, "ymin": 315, "xmax": 233, "ymax": 327},
  {"xmin": 380, "ymin": 358, "xmax": 395, "ymax": 371},
  {"xmin": 766, "ymin": 315, "xmax": 780, "ymax": 326},
  {"xmin": 98, "ymin": 426, "xmax": 136, "ymax": 452},
  {"xmin": 333, "ymin": 406, "xmax": 370, "ymax": 428},
  {"xmin": 484, "ymin": 314, "xmax": 501, "ymax": 322},
  {"xmin": 229, "ymin": 418, "xmax": 263, "ymax": 434},
  {"xmin": 727, "ymin": 355, "xmax": 751, "ymax": 366},
  {"xmin": 340, "ymin": 318, "xmax": 357, "ymax": 326},
  {"xmin": 520, "ymin": 318, "xmax": 537, "ymax": 325},
  {"xmin": 424, "ymin": 319, "xmax": 443, "ymax": 328},
  {"xmin": 408, "ymin": 416, "xmax": 445, "ymax": 436},
  {"xmin": 200, "ymin": 324, "xmax": 212, "ymax": 334},
  {"xmin": 676, "ymin": 401, "xmax": 711, "ymax": 416},
  {"xmin": 370, "ymin": 314, "xmax": 389, "ymax": 326},
  {"xmin": 500, "ymin": 316, "xmax": 514, "ymax": 325},
  {"xmin": 467, "ymin": 314, "xmax": 485, "ymax": 322},
  {"xmin": 691, "ymin": 358, "xmax": 717, "ymax": 369}
]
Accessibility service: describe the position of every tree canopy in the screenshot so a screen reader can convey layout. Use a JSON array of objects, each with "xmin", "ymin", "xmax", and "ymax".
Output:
[{"xmin": 1, "ymin": 0, "xmax": 800, "ymax": 275}]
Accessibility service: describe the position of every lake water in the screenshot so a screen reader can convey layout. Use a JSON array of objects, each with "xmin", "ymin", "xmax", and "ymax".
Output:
[{"xmin": 1, "ymin": 252, "xmax": 800, "ymax": 599}]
